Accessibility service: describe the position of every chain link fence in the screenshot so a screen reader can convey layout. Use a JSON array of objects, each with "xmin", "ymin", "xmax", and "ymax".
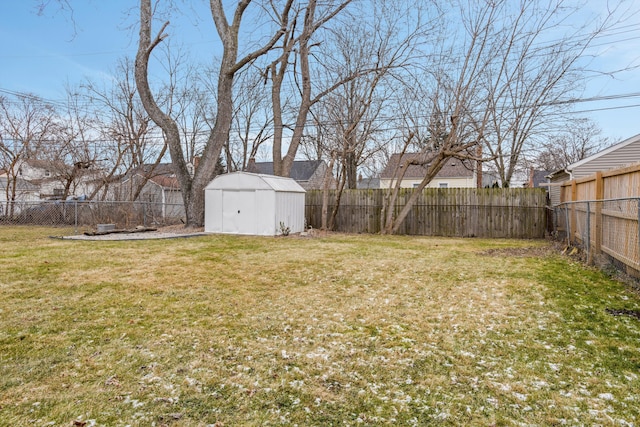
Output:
[
  {"xmin": 552, "ymin": 198, "xmax": 640, "ymax": 275},
  {"xmin": 0, "ymin": 200, "xmax": 185, "ymax": 234}
]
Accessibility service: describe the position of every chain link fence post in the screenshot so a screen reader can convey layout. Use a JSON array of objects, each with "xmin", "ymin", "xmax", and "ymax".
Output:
[
  {"xmin": 586, "ymin": 201, "xmax": 591, "ymax": 264},
  {"xmin": 637, "ymin": 199, "xmax": 640, "ymax": 265},
  {"xmin": 565, "ymin": 203, "xmax": 570, "ymax": 246},
  {"xmin": 74, "ymin": 200, "xmax": 78, "ymax": 234}
]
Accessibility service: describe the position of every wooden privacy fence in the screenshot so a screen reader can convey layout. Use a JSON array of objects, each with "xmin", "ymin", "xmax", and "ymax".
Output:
[
  {"xmin": 558, "ymin": 163, "xmax": 640, "ymax": 274},
  {"xmin": 560, "ymin": 163, "xmax": 640, "ymax": 203},
  {"xmin": 305, "ymin": 188, "xmax": 548, "ymax": 238}
]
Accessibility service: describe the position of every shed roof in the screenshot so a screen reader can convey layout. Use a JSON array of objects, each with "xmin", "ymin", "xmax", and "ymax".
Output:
[{"xmin": 205, "ymin": 172, "xmax": 305, "ymax": 193}]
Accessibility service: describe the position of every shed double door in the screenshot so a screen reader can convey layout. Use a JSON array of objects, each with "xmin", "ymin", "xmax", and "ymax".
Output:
[{"xmin": 222, "ymin": 190, "xmax": 256, "ymax": 234}]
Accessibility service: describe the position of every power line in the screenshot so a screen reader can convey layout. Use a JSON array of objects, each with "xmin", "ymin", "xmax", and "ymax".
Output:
[{"xmin": 3, "ymin": 83, "xmax": 640, "ymax": 138}]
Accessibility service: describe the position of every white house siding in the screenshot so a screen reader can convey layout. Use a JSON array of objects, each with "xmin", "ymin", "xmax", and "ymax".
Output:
[
  {"xmin": 545, "ymin": 134, "xmax": 640, "ymax": 205},
  {"xmin": 0, "ymin": 177, "xmax": 40, "ymax": 215}
]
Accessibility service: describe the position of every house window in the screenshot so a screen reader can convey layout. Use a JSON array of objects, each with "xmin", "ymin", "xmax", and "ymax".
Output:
[
  {"xmin": 439, "ymin": 183, "xmax": 448, "ymax": 188},
  {"xmin": 44, "ymin": 170, "xmax": 51, "ymax": 177},
  {"xmin": 18, "ymin": 167, "xmax": 23, "ymax": 176},
  {"xmin": 412, "ymin": 183, "xmax": 420, "ymax": 188},
  {"xmin": 53, "ymin": 188, "xmax": 64, "ymax": 197}
]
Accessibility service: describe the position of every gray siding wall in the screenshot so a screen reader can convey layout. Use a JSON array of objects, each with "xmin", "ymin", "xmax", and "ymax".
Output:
[
  {"xmin": 549, "ymin": 171, "xmax": 569, "ymax": 206},
  {"xmin": 573, "ymin": 138, "xmax": 640, "ymax": 178}
]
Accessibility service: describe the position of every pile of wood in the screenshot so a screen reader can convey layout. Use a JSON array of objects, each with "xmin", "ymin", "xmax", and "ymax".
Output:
[{"xmin": 84, "ymin": 226, "xmax": 157, "ymax": 236}]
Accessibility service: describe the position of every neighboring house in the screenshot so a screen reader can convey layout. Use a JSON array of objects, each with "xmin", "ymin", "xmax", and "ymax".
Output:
[
  {"xmin": 379, "ymin": 153, "xmax": 477, "ymax": 189},
  {"xmin": 546, "ymin": 133, "xmax": 640, "ymax": 205},
  {"xmin": 545, "ymin": 170, "xmax": 570, "ymax": 206},
  {"xmin": 245, "ymin": 159, "xmax": 332, "ymax": 190},
  {"xmin": 2, "ymin": 159, "xmax": 99, "ymax": 201},
  {"xmin": 528, "ymin": 169, "xmax": 551, "ymax": 189},
  {"xmin": 15, "ymin": 159, "xmax": 57, "ymax": 181},
  {"xmin": 117, "ymin": 163, "xmax": 185, "ymax": 220},
  {"xmin": 0, "ymin": 176, "xmax": 40, "ymax": 215},
  {"xmin": 357, "ymin": 176, "xmax": 380, "ymax": 189},
  {"xmin": 15, "ymin": 159, "xmax": 67, "ymax": 199}
]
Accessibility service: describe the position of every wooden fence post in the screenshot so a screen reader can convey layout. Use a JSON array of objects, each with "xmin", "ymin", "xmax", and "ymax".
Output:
[
  {"xmin": 592, "ymin": 171, "xmax": 604, "ymax": 264},
  {"xmin": 570, "ymin": 180, "xmax": 577, "ymax": 245}
]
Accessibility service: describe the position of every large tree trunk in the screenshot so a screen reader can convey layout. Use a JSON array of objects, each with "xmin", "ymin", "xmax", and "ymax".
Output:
[
  {"xmin": 135, "ymin": 0, "xmax": 193, "ymax": 222},
  {"xmin": 272, "ymin": 0, "xmax": 353, "ymax": 177},
  {"xmin": 135, "ymin": 0, "xmax": 290, "ymax": 226},
  {"xmin": 276, "ymin": 0, "xmax": 315, "ymax": 177}
]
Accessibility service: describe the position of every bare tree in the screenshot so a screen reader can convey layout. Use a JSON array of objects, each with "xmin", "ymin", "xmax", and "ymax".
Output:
[
  {"xmin": 82, "ymin": 58, "xmax": 166, "ymax": 201},
  {"xmin": 380, "ymin": 0, "xmax": 624, "ymax": 233},
  {"xmin": 155, "ymin": 42, "xmax": 212, "ymax": 170},
  {"xmin": 40, "ymin": 87, "xmax": 107, "ymax": 200},
  {"xmin": 227, "ymin": 68, "xmax": 274, "ymax": 171},
  {"xmin": 381, "ymin": 105, "xmax": 482, "ymax": 235},
  {"xmin": 535, "ymin": 118, "xmax": 610, "ymax": 171},
  {"xmin": 0, "ymin": 94, "xmax": 59, "ymax": 214},
  {"xmin": 479, "ymin": 1, "xmax": 621, "ymax": 187},
  {"xmin": 267, "ymin": 0, "xmax": 353, "ymax": 177},
  {"xmin": 380, "ymin": 0, "xmax": 517, "ymax": 234},
  {"xmin": 308, "ymin": 2, "xmax": 429, "ymax": 229},
  {"xmin": 135, "ymin": 0, "xmax": 293, "ymax": 227},
  {"xmin": 316, "ymin": 1, "xmax": 429, "ymax": 185}
]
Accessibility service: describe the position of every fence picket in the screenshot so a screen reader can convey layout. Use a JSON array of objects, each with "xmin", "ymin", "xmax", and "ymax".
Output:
[{"xmin": 305, "ymin": 188, "xmax": 547, "ymax": 238}]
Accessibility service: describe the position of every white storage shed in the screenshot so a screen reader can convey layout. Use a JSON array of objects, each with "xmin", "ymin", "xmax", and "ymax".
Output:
[{"xmin": 204, "ymin": 172, "xmax": 306, "ymax": 236}]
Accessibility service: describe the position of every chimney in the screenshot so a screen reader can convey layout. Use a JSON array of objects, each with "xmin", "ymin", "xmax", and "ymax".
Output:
[
  {"xmin": 528, "ymin": 167, "xmax": 535, "ymax": 188},
  {"xmin": 245, "ymin": 157, "xmax": 258, "ymax": 173},
  {"xmin": 476, "ymin": 144, "xmax": 483, "ymax": 188}
]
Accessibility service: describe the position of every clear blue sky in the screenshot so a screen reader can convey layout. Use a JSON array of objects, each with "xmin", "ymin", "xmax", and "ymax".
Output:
[
  {"xmin": 0, "ymin": 1, "xmax": 218, "ymax": 96},
  {"xmin": 1, "ymin": 1, "xmax": 640, "ymax": 142},
  {"xmin": 0, "ymin": 2, "xmax": 138, "ymax": 95}
]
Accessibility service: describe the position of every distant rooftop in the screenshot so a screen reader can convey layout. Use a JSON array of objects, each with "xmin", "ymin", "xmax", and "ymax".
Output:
[
  {"xmin": 380, "ymin": 153, "xmax": 474, "ymax": 179},
  {"xmin": 246, "ymin": 159, "xmax": 325, "ymax": 182}
]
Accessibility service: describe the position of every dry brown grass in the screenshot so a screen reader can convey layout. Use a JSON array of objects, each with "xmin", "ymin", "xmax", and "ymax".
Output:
[{"xmin": 1, "ymin": 227, "xmax": 639, "ymax": 426}]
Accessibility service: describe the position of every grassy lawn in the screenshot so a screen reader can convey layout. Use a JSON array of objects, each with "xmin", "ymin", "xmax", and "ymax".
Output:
[{"xmin": 1, "ymin": 227, "xmax": 639, "ymax": 426}]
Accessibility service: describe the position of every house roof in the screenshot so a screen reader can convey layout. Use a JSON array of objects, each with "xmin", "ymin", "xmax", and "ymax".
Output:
[
  {"xmin": 119, "ymin": 163, "xmax": 181, "ymax": 189},
  {"xmin": 23, "ymin": 159, "xmax": 62, "ymax": 170},
  {"xmin": 123, "ymin": 163, "xmax": 180, "ymax": 189},
  {"xmin": 357, "ymin": 177, "xmax": 380, "ymax": 189},
  {"xmin": 128, "ymin": 163, "xmax": 177, "ymax": 177},
  {"xmin": 566, "ymin": 133, "xmax": 640, "ymax": 171},
  {"xmin": 0, "ymin": 176, "xmax": 39, "ymax": 191},
  {"xmin": 380, "ymin": 153, "xmax": 474, "ymax": 179},
  {"xmin": 247, "ymin": 160, "xmax": 324, "ymax": 181},
  {"xmin": 148, "ymin": 175, "xmax": 180, "ymax": 189}
]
